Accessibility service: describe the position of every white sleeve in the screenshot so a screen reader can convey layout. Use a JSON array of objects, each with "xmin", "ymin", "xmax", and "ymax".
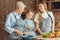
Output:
[{"xmin": 34, "ymin": 14, "xmax": 39, "ymax": 22}]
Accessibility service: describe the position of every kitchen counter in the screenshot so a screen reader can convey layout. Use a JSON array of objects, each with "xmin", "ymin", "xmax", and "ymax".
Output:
[{"xmin": 33, "ymin": 35, "xmax": 60, "ymax": 40}]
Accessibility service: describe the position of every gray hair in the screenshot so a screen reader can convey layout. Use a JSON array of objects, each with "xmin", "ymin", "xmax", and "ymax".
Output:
[{"xmin": 17, "ymin": 1, "xmax": 26, "ymax": 9}]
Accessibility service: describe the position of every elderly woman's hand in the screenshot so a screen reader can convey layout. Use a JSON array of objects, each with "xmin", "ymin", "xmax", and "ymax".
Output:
[{"xmin": 14, "ymin": 29, "xmax": 23, "ymax": 36}]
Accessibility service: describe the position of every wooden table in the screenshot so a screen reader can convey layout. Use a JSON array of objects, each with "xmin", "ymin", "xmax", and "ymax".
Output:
[
  {"xmin": 33, "ymin": 35, "xmax": 60, "ymax": 40},
  {"xmin": 18, "ymin": 35, "xmax": 60, "ymax": 40}
]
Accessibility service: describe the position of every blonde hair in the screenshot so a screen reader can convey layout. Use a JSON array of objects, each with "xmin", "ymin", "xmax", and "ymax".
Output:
[{"xmin": 38, "ymin": 2, "xmax": 48, "ymax": 22}]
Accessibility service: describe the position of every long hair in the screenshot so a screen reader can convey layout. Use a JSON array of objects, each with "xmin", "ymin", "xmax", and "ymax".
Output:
[{"xmin": 38, "ymin": 2, "xmax": 48, "ymax": 22}]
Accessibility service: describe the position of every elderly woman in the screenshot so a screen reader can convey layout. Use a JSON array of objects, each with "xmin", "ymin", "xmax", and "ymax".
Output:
[{"xmin": 5, "ymin": 1, "xmax": 26, "ymax": 40}]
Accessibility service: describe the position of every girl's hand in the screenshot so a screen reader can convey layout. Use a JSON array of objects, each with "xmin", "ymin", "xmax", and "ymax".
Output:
[{"xmin": 25, "ymin": 26, "xmax": 31, "ymax": 30}]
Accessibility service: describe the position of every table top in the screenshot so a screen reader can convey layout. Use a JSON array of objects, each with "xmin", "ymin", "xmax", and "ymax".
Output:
[{"xmin": 33, "ymin": 35, "xmax": 60, "ymax": 40}]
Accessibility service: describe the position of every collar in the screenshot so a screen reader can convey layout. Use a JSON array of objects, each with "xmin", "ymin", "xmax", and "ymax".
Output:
[
  {"xmin": 42, "ymin": 12, "xmax": 49, "ymax": 18},
  {"xmin": 13, "ymin": 11, "xmax": 21, "ymax": 16}
]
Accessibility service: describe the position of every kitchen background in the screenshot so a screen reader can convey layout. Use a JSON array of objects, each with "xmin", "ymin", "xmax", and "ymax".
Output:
[{"xmin": 0, "ymin": 0, "xmax": 60, "ymax": 40}]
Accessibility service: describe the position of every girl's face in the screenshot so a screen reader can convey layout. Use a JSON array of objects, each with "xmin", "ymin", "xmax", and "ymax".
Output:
[
  {"xmin": 26, "ymin": 12, "xmax": 33, "ymax": 19},
  {"xmin": 39, "ymin": 4, "xmax": 45, "ymax": 12}
]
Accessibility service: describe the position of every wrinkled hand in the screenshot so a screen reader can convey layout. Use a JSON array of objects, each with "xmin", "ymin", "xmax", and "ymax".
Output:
[{"xmin": 14, "ymin": 29, "xmax": 23, "ymax": 36}]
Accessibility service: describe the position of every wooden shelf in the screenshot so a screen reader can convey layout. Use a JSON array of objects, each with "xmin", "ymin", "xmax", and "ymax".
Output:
[
  {"xmin": 46, "ymin": 1, "xmax": 60, "ymax": 2},
  {"xmin": 52, "ymin": 9, "xmax": 60, "ymax": 11}
]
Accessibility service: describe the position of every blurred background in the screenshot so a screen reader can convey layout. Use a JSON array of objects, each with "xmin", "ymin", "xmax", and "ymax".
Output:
[{"xmin": 0, "ymin": 0, "xmax": 60, "ymax": 40}]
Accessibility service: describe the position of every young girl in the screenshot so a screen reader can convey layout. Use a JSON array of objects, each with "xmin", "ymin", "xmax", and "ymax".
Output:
[
  {"xmin": 34, "ymin": 2, "xmax": 55, "ymax": 34},
  {"xmin": 22, "ymin": 11, "xmax": 37, "ymax": 40}
]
